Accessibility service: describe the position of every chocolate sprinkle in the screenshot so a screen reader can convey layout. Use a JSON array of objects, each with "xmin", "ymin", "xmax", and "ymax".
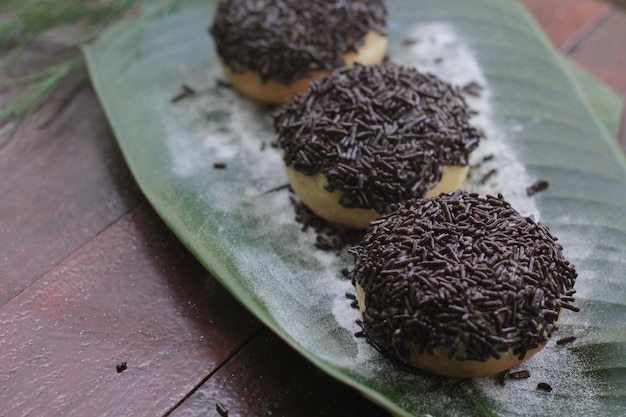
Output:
[
  {"xmin": 497, "ymin": 370, "xmax": 509, "ymax": 386},
  {"xmin": 216, "ymin": 79, "xmax": 233, "ymax": 89},
  {"xmin": 508, "ymin": 370, "xmax": 531, "ymax": 379},
  {"xmin": 526, "ymin": 179, "xmax": 549, "ymax": 196},
  {"xmin": 427, "ymin": 380, "xmax": 446, "ymax": 392},
  {"xmin": 116, "ymin": 361, "xmax": 127, "ymax": 373},
  {"xmin": 291, "ymin": 195, "xmax": 364, "ymax": 252},
  {"xmin": 480, "ymin": 168, "xmax": 498, "ymax": 184},
  {"xmin": 537, "ymin": 382, "xmax": 553, "ymax": 392},
  {"xmin": 170, "ymin": 84, "xmax": 196, "ymax": 103},
  {"xmin": 216, "ymin": 402, "xmax": 229, "ymax": 416},
  {"xmin": 210, "ymin": 0, "xmax": 387, "ymax": 85},
  {"xmin": 450, "ymin": 378, "xmax": 471, "ymax": 397},
  {"xmin": 556, "ymin": 335, "xmax": 577, "ymax": 345},
  {"xmin": 274, "ymin": 63, "xmax": 482, "ymax": 214},
  {"xmin": 349, "ymin": 191, "xmax": 578, "ymax": 365},
  {"xmin": 461, "ymin": 81, "xmax": 483, "ymax": 97}
]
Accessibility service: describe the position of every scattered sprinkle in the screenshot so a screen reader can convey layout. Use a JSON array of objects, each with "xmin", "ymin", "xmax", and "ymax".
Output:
[
  {"xmin": 461, "ymin": 81, "xmax": 483, "ymax": 97},
  {"xmin": 427, "ymin": 380, "xmax": 446, "ymax": 392},
  {"xmin": 170, "ymin": 84, "xmax": 196, "ymax": 103},
  {"xmin": 480, "ymin": 167, "xmax": 498, "ymax": 184},
  {"xmin": 116, "ymin": 362, "xmax": 128, "ymax": 373},
  {"xmin": 537, "ymin": 382, "xmax": 553, "ymax": 392},
  {"xmin": 216, "ymin": 402, "xmax": 229, "ymax": 416},
  {"xmin": 261, "ymin": 183, "xmax": 290, "ymax": 195},
  {"xmin": 508, "ymin": 370, "xmax": 531, "ymax": 379},
  {"xmin": 556, "ymin": 336, "xmax": 577, "ymax": 346},
  {"xmin": 291, "ymin": 196, "xmax": 364, "ymax": 253},
  {"xmin": 497, "ymin": 370, "xmax": 509, "ymax": 386},
  {"xmin": 450, "ymin": 378, "xmax": 471, "ymax": 397},
  {"xmin": 526, "ymin": 179, "xmax": 549, "ymax": 196},
  {"xmin": 216, "ymin": 79, "xmax": 233, "ymax": 89}
]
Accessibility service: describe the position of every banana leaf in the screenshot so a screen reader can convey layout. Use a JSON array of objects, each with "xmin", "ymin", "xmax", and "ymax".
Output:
[{"xmin": 84, "ymin": 0, "xmax": 626, "ymax": 415}]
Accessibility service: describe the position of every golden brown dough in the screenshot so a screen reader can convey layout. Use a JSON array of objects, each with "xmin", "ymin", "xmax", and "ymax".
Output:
[
  {"xmin": 273, "ymin": 63, "xmax": 482, "ymax": 229},
  {"xmin": 210, "ymin": 0, "xmax": 388, "ymax": 103},
  {"xmin": 350, "ymin": 191, "xmax": 578, "ymax": 378}
]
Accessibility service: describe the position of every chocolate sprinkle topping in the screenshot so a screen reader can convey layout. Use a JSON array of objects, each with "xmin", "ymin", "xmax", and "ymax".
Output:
[
  {"xmin": 210, "ymin": 0, "xmax": 387, "ymax": 85},
  {"xmin": 349, "ymin": 191, "xmax": 578, "ymax": 364},
  {"xmin": 274, "ymin": 63, "xmax": 482, "ymax": 213},
  {"xmin": 537, "ymin": 382, "xmax": 553, "ymax": 392}
]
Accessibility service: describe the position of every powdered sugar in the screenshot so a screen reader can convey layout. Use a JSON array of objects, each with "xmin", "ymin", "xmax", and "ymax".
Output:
[
  {"xmin": 393, "ymin": 22, "xmax": 539, "ymax": 218},
  {"xmin": 157, "ymin": 19, "xmax": 599, "ymax": 417}
]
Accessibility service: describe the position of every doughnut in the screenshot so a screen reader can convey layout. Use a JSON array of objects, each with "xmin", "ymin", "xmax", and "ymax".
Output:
[
  {"xmin": 349, "ymin": 191, "xmax": 578, "ymax": 378},
  {"xmin": 209, "ymin": 0, "xmax": 387, "ymax": 104},
  {"xmin": 273, "ymin": 63, "xmax": 482, "ymax": 229}
]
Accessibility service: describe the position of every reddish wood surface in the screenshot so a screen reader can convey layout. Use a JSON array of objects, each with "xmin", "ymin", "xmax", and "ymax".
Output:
[
  {"xmin": 1, "ymin": 2, "xmax": 625, "ymax": 416},
  {"xmin": 0, "ymin": 202, "xmax": 261, "ymax": 416},
  {"xmin": 169, "ymin": 331, "xmax": 389, "ymax": 417},
  {"xmin": 522, "ymin": 0, "xmax": 611, "ymax": 50},
  {"xmin": 0, "ymin": 88, "xmax": 142, "ymax": 306},
  {"xmin": 522, "ymin": 0, "xmax": 626, "ymax": 148},
  {"xmin": 568, "ymin": 11, "xmax": 626, "ymax": 94}
]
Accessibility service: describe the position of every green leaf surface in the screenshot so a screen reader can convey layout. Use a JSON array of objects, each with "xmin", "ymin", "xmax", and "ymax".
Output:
[
  {"xmin": 84, "ymin": 1, "xmax": 626, "ymax": 415},
  {"xmin": 566, "ymin": 62, "xmax": 624, "ymax": 138}
]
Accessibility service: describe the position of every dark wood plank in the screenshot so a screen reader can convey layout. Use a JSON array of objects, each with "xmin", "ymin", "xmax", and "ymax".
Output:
[
  {"xmin": 0, "ymin": 202, "xmax": 261, "ymax": 416},
  {"xmin": 568, "ymin": 11, "xmax": 626, "ymax": 95},
  {"xmin": 521, "ymin": 0, "xmax": 611, "ymax": 49},
  {"xmin": 170, "ymin": 330, "xmax": 389, "ymax": 417},
  {"xmin": 1, "ymin": 3, "xmax": 624, "ymax": 417},
  {"xmin": 0, "ymin": 87, "xmax": 142, "ymax": 306},
  {"xmin": 523, "ymin": 0, "xmax": 626, "ymax": 151}
]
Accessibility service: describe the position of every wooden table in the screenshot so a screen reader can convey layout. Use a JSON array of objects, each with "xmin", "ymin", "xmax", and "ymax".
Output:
[{"xmin": 1, "ymin": 1, "xmax": 625, "ymax": 415}]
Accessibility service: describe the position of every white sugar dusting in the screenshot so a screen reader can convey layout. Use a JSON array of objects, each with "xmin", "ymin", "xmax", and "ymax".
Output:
[
  {"xmin": 160, "ymin": 21, "xmax": 599, "ymax": 416},
  {"xmin": 391, "ymin": 22, "xmax": 600, "ymax": 414},
  {"xmin": 164, "ymin": 66, "xmax": 280, "ymax": 180},
  {"xmin": 393, "ymin": 22, "xmax": 539, "ymax": 218}
]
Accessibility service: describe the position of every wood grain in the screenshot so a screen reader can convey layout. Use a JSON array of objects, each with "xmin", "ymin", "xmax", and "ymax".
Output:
[
  {"xmin": 0, "ymin": 87, "xmax": 142, "ymax": 306},
  {"xmin": 568, "ymin": 10, "xmax": 626, "ymax": 94},
  {"xmin": 0, "ymin": 202, "xmax": 260, "ymax": 416},
  {"xmin": 169, "ymin": 330, "xmax": 389, "ymax": 417},
  {"xmin": 522, "ymin": 0, "xmax": 626, "ymax": 150},
  {"xmin": 0, "ymin": 2, "xmax": 624, "ymax": 416},
  {"xmin": 522, "ymin": 0, "xmax": 611, "ymax": 49}
]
